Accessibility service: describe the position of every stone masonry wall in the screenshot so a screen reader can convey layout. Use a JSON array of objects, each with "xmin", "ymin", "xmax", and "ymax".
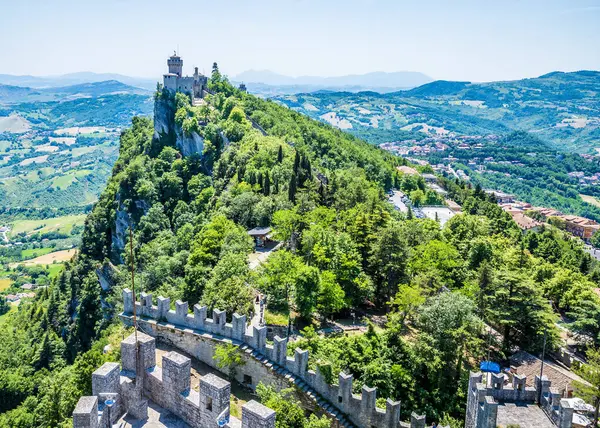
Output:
[
  {"xmin": 121, "ymin": 289, "xmax": 439, "ymax": 428},
  {"xmin": 73, "ymin": 331, "xmax": 276, "ymax": 428},
  {"xmin": 465, "ymin": 371, "xmax": 574, "ymax": 428}
]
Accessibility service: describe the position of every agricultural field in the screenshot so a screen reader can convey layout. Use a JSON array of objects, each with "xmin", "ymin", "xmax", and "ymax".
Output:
[
  {"xmin": 581, "ymin": 194, "xmax": 600, "ymax": 208},
  {"xmin": 0, "ymin": 278, "xmax": 12, "ymax": 291},
  {"xmin": 0, "ymin": 83, "xmax": 153, "ymax": 210},
  {"xmin": 8, "ymin": 214, "xmax": 86, "ymax": 237},
  {"xmin": 18, "ymin": 248, "xmax": 76, "ymax": 266}
]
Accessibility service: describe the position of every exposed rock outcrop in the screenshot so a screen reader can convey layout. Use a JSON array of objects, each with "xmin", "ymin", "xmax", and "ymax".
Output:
[
  {"xmin": 111, "ymin": 203, "xmax": 131, "ymax": 264},
  {"xmin": 96, "ymin": 261, "xmax": 118, "ymax": 291},
  {"xmin": 175, "ymin": 129, "xmax": 204, "ymax": 157},
  {"xmin": 153, "ymin": 94, "xmax": 176, "ymax": 143}
]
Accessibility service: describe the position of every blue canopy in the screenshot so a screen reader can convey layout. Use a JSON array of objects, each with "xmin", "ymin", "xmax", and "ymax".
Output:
[{"xmin": 480, "ymin": 361, "xmax": 501, "ymax": 374}]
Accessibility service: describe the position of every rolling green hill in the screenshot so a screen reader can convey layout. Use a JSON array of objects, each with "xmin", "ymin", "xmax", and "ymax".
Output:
[
  {"xmin": 276, "ymin": 71, "xmax": 600, "ymax": 153},
  {"xmin": 0, "ymin": 83, "xmax": 153, "ymax": 210}
]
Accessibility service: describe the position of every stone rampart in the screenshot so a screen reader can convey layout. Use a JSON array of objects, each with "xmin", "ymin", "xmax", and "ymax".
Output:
[
  {"xmin": 73, "ymin": 331, "xmax": 275, "ymax": 428},
  {"xmin": 465, "ymin": 371, "xmax": 574, "ymax": 428},
  {"xmin": 121, "ymin": 289, "xmax": 441, "ymax": 428}
]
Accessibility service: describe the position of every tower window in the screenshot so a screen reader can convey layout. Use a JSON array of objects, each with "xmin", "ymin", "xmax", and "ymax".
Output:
[{"xmin": 206, "ymin": 397, "xmax": 213, "ymax": 411}]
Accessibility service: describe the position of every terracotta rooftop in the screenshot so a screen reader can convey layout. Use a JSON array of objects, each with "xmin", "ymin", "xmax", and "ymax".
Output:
[
  {"xmin": 511, "ymin": 213, "xmax": 542, "ymax": 230},
  {"xmin": 396, "ymin": 165, "xmax": 420, "ymax": 175}
]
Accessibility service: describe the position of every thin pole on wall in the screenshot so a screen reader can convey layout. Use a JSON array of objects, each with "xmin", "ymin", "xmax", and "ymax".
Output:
[
  {"xmin": 130, "ymin": 223, "xmax": 138, "ymax": 344},
  {"xmin": 538, "ymin": 327, "xmax": 547, "ymax": 405},
  {"xmin": 130, "ymin": 221, "xmax": 143, "ymax": 400}
]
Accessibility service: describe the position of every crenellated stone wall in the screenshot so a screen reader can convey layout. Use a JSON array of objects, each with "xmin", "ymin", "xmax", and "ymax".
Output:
[
  {"xmin": 120, "ymin": 289, "xmax": 445, "ymax": 428},
  {"xmin": 73, "ymin": 331, "xmax": 276, "ymax": 428},
  {"xmin": 465, "ymin": 371, "xmax": 574, "ymax": 428}
]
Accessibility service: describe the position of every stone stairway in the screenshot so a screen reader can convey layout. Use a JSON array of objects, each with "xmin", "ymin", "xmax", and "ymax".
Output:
[{"xmin": 239, "ymin": 344, "xmax": 357, "ymax": 428}]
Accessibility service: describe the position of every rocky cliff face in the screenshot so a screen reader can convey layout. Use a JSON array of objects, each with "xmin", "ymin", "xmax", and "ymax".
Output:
[
  {"xmin": 155, "ymin": 92, "xmax": 205, "ymax": 156},
  {"xmin": 111, "ymin": 199, "xmax": 131, "ymax": 263},
  {"xmin": 153, "ymin": 94, "xmax": 176, "ymax": 143},
  {"xmin": 175, "ymin": 128, "xmax": 204, "ymax": 156}
]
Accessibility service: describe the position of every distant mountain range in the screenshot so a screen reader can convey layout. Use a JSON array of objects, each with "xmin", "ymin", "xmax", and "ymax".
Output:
[
  {"xmin": 0, "ymin": 69, "xmax": 434, "ymax": 98},
  {"xmin": 0, "ymin": 72, "xmax": 157, "ymax": 91},
  {"xmin": 0, "ymin": 80, "xmax": 151, "ymax": 104},
  {"xmin": 232, "ymin": 70, "xmax": 433, "ymax": 94},
  {"xmin": 275, "ymin": 70, "xmax": 600, "ymax": 153}
]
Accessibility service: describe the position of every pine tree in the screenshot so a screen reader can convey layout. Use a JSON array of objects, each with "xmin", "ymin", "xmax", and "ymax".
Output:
[
  {"xmin": 288, "ymin": 174, "xmax": 297, "ymax": 203},
  {"xmin": 257, "ymin": 172, "xmax": 263, "ymax": 190},
  {"xmin": 34, "ymin": 333, "xmax": 52, "ymax": 370},
  {"xmin": 293, "ymin": 151, "xmax": 300, "ymax": 174},
  {"xmin": 263, "ymin": 171, "xmax": 271, "ymax": 196},
  {"xmin": 277, "ymin": 145, "xmax": 283, "ymax": 163},
  {"xmin": 306, "ymin": 158, "xmax": 313, "ymax": 181},
  {"xmin": 237, "ymin": 164, "xmax": 246, "ymax": 182}
]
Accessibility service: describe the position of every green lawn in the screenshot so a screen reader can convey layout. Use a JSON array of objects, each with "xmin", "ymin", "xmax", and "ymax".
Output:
[
  {"xmin": 51, "ymin": 174, "xmax": 76, "ymax": 190},
  {"xmin": 47, "ymin": 264, "xmax": 65, "ymax": 278},
  {"xmin": 265, "ymin": 310, "xmax": 289, "ymax": 326}
]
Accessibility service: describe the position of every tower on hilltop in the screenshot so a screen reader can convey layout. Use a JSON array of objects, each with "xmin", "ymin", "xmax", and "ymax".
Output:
[
  {"xmin": 162, "ymin": 52, "xmax": 207, "ymax": 99},
  {"xmin": 167, "ymin": 51, "xmax": 183, "ymax": 77}
]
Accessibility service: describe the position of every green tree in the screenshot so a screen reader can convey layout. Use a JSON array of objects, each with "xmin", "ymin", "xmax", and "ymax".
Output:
[
  {"xmin": 201, "ymin": 252, "xmax": 253, "ymax": 317},
  {"xmin": 389, "ymin": 284, "xmax": 425, "ymax": 326},
  {"xmin": 213, "ymin": 343, "xmax": 246, "ymax": 380},
  {"xmin": 369, "ymin": 221, "xmax": 409, "ymax": 303},
  {"xmin": 317, "ymin": 271, "xmax": 346, "ymax": 320}
]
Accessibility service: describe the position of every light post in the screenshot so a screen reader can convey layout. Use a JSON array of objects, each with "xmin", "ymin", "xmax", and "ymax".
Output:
[{"xmin": 538, "ymin": 327, "xmax": 548, "ymax": 404}]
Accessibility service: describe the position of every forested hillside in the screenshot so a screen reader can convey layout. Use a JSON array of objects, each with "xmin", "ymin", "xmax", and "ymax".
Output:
[
  {"xmin": 277, "ymin": 71, "xmax": 600, "ymax": 153},
  {"xmin": 275, "ymin": 72, "xmax": 600, "ymax": 223},
  {"xmin": 1, "ymin": 67, "xmax": 599, "ymax": 427}
]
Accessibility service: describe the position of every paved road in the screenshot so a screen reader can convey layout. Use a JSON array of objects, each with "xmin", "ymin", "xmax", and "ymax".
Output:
[
  {"xmin": 389, "ymin": 191, "xmax": 408, "ymax": 213},
  {"xmin": 584, "ymin": 245, "xmax": 600, "ymax": 261}
]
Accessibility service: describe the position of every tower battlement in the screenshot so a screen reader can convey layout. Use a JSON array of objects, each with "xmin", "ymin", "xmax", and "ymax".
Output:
[
  {"xmin": 465, "ymin": 371, "xmax": 574, "ymax": 428},
  {"xmin": 72, "ymin": 331, "xmax": 275, "ymax": 428}
]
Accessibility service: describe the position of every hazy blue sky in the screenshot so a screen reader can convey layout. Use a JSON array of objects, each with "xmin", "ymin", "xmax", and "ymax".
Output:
[{"xmin": 1, "ymin": 0, "xmax": 599, "ymax": 82}]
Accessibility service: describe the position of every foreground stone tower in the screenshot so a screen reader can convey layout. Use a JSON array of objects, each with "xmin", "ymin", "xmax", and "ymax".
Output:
[
  {"xmin": 167, "ymin": 52, "xmax": 183, "ymax": 77},
  {"xmin": 72, "ymin": 331, "xmax": 275, "ymax": 428},
  {"xmin": 465, "ymin": 371, "xmax": 573, "ymax": 428}
]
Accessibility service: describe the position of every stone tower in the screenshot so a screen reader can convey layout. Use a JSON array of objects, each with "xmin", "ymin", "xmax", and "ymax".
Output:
[{"xmin": 167, "ymin": 52, "xmax": 183, "ymax": 77}]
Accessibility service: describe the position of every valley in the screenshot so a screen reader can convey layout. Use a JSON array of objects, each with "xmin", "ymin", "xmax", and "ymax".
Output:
[
  {"xmin": 275, "ymin": 71, "xmax": 600, "ymax": 225},
  {"xmin": 0, "ymin": 81, "xmax": 153, "ymax": 304}
]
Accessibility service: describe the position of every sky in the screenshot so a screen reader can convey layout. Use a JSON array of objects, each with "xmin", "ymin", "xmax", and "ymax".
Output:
[{"xmin": 1, "ymin": 0, "xmax": 599, "ymax": 82}]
